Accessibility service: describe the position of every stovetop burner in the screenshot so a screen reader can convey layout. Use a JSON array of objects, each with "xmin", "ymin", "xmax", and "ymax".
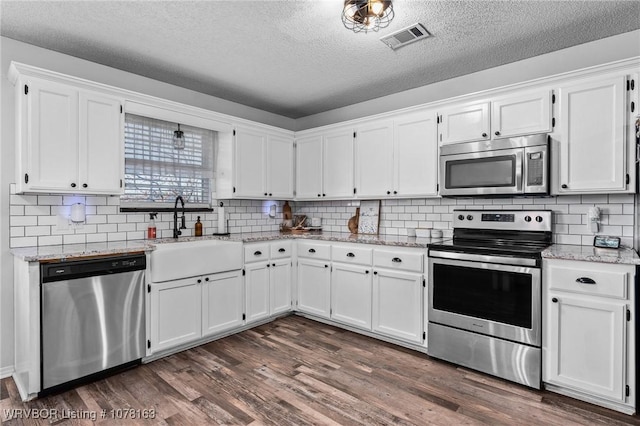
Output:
[{"xmin": 428, "ymin": 209, "xmax": 553, "ymax": 259}]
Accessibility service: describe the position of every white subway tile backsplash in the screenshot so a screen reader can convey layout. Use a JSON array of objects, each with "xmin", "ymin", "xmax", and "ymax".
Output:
[
  {"xmin": 11, "ymin": 237, "xmax": 38, "ymax": 248},
  {"xmin": 63, "ymin": 235, "xmax": 86, "ymax": 245},
  {"xmin": 8, "ymin": 191, "xmax": 636, "ymax": 249},
  {"xmin": 11, "ymin": 216, "xmax": 37, "ymax": 226},
  {"xmin": 38, "ymin": 236, "xmax": 63, "ymax": 246},
  {"xmin": 86, "ymin": 233, "xmax": 108, "ymax": 243},
  {"xmin": 25, "ymin": 226, "xmax": 51, "ymax": 237},
  {"xmin": 38, "ymin": 195, "xmax": 62, "ymax": 205}
]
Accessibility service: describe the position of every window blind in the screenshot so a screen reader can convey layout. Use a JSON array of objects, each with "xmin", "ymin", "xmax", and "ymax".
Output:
[{"xmin": 122, "ymin": 114, "xmax": 215, "ymax": 205}]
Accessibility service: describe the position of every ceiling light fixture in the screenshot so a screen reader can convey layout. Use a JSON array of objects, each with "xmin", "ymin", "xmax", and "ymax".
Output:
[
  {"xmin": 173, "ymin": 123, "xmax": 185, "ymax": 149},
  {"xmin": 342, "ymin": 0, "xmax": 394, "ymax": 33}
]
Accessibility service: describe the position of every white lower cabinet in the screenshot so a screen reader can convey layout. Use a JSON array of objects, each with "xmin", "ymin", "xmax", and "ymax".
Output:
[
  {"xmin": 149, "ymin": 270, "xmax": 244, "ymax": 354},
  {"xmin": 202, "ymin": 270, "xmax": 244, "ymax": 337},
  {"xmin": 331, "ymin": 263, "xmax": 372, "ymax": 330},
  {"xmin": 543, "ymin": 259, "xmax": 635, "ymax": 414},
  {"xmin": 372, "ymin": 269, "xmax": 423, "ymax": 344},
  {"xmin": 244, "ymin": 242, "xmax": 293, "ymax": 323},
  {"xmin": 297, "ymin": 258, "xmax": 331, "ymax": 318},
  {"xmin": 245, "ymin": 261, "xmax": 271, "ymax": 324},
  {"xmin": 271, "ymin": 258, "xmax": 292, "ymax": 315},
  {"xmin": 149, "ymin": 277, "xmax": 202, "ymax": 353}
]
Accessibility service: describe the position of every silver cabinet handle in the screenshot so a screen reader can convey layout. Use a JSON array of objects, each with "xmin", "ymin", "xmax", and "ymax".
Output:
[{"xmin": 576, "ymin": 277, "xmax": 596, "ymax": 284}]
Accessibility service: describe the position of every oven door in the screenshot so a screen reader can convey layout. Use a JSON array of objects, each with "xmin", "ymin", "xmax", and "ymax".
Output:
[
  {"xmin": 428, "ymin": 254, "xmax": 541, "ymax": 346},
  {"xmin": 439, "ymin": 148, "xmax": 523, "ymax": 196}
]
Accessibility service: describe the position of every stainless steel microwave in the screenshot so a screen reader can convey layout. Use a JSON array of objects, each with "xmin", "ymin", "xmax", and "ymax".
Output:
[{"xmin": 439, "ymin": 134, "xmax": 549, "ymax": 197}]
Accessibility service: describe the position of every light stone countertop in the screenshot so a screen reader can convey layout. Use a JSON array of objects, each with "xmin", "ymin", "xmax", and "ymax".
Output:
[
  {"xmin": 11, "ymin": 231, "xmax": 442, "ymax": 262},
  {"xmin": 541, "ymin": 244, "xmax": 640, "ymax": 265}
]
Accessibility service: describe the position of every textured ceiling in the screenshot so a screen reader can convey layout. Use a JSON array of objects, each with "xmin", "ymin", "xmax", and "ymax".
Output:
[{"xmin": 1, "ymin": 0, "xmax": 639, "ymax": 119}]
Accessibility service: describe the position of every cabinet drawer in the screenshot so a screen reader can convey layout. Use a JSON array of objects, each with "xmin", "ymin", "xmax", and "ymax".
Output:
[
  {"xmin": 270, "ymin": 241, "xmax": 292, "ymax": 259},
  {"xmin": 546, "ymin": 261, "xmax": 629, "ymax": 299},
  {"xmin": 297, "ymin": 241, "xmax": 330, "ymax": 260},
  {"xmin": 373, "ymin": 248, "xmax": 423, "ymax": 273},
  {"xmin": 332, "ymin": 245, "xmax": 372, "ymax": 266},
  {"xmin": 244, "ymin": 243, "xmax": 269, "ymax": 263}
]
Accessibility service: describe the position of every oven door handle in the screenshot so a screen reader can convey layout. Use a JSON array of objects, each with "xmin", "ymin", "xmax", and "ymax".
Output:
[{"xmin": 428, "ymin": 250, "xmax": 538, "ymax": 267}]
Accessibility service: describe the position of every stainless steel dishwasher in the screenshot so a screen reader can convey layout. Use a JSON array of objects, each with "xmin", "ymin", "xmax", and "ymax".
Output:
[{"xmin": 40, "ymin": 254, "xmax": 146, "ymax": 394}]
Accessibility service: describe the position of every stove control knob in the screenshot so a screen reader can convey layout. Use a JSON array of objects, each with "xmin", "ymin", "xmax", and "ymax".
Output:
[
  {"xmin": 466, "ymin": 215, "xmax": 474, "ymax": 221},
  {"xmin": 535, "ymin": 216, "xmax": 543, "ymax": 223},
  {"xmin": 524, "ymin": 215, "xmax": 532, "ymax": 222},
  {"xmin": 458, "ymin": 214, "xmax": 465, "ymax": 220}
]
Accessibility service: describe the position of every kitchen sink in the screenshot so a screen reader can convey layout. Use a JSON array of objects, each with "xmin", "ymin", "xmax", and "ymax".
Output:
[{"xmin": 149, "ymin": 239, "xmax": 243, "ymax": 282}]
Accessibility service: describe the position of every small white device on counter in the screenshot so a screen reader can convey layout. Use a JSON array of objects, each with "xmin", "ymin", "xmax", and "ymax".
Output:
[
  {"xmin": 70, "ymin": 203, "xmax": 85, "ymax": 223},
  {"xmin": 588, "ymin": 206, "xmax": 601, "ymax": 233}
]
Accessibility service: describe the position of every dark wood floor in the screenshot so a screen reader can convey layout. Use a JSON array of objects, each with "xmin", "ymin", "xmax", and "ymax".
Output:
[{"xmin": 2, "ymin": 315, "xmax": 639, "ymax": 425}]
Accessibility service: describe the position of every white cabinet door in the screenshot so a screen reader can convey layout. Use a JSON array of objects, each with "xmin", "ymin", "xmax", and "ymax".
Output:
[
  {"xmin": 439, "ymin": 101, "xmax": 490, "ymax": 145},
  {"xmin": 555, "ymin": 75, "xmax": 627, "ymax": 193},
  {"xmin": 330, "ymin": 263, "xmax": 372, "ymax": 330},
  {"xmin": 79, "ymin": 91, "xmax": 123, "ymax": 194},
  {"xmin": 491, "ymin": 90, "xmax": 552, "ymax": 139},
  {"xmin": 354, "ymin": 122, "xmax": 393, "ymax": 198},
  {"xmin": 24, "ymin": 78, "xmax": 79, "ymax": 191},
  {"xmin": 267, "ymin": 134, "xmax": 294, "ymax": 198},
  {"xmin": 372, "ymin": 269, "xmax": 423, "ymax": 344},
  {"xmin": 297, "ymin": 258, "xmax": 331, "ymax": 318},
  {"xmin": 150, "ymin": 277, "xmax": 202, "ymax": 353},
  {"xmin": 296, "ymin": 135, "xmax": 323, "ymax": 199},
  {"xmin": 393, "ymin": 111, "xmax": 438, "ymax": 197},
  {"xmin": 545, "ymin": 293, "xmax": 627, "ymax": 403},
  {"xmin": 270, "ymin": 258, "xmax": 292, "ymax": 315},
  {"xmin": 202, "ymin": 270, "xmax": 244, "ymax": 337},
  {"xmin": 323, "ymin": 129, "xmax": 354, "ymax": 198},
  {"xmin": 234, "ymin": 126, "xmax": 266, "ymax": 197},
  {"xmin": 245, "ymin": 262, "xmax": 270, "ymax": 323}
]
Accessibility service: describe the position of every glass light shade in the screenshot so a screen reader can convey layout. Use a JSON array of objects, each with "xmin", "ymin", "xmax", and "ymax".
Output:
[{"xmin": 173, "ymin": 124, "xmax": 185, "ymax": 150}]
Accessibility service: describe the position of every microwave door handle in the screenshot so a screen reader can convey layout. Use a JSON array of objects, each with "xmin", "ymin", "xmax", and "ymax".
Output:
[{"xmin": 515, "ymin": 150, "xmax": 524, "ymax": 193}]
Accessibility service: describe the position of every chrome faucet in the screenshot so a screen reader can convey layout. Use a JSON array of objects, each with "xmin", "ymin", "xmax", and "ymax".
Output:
[{"xmin": 173, "ymin": 196, "xmax": 186, "ymax": 238}]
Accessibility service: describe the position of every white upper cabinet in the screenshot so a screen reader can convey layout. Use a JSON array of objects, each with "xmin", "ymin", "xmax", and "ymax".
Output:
[
  {"xmin": 234, "ymin": 126, "xmax": 294, "ymax": 199},
  {"xmin": 393, "ymin": 110, "xmax": 438, "ymax": 197},
  {"xmin": 553, "ymin": 74, "xmax": 632, "ymax": 194},
  {"xmin": 80, "ymin": 91, "xmax": 124, "ymax": 193},
  {"xmin": 295, "ymin": 135, "xmax": 323, "ymax": 199},
  {"xmin": 14, "ymin": 77, "xmax": 123, "ymax": 194},
  {"xmin": 234, "ymin": 126, "xmax": 267, "ymax": 198},
  {"xmin": 323, "ymin": 128, "xmax": 355, "ymax": 199},
  {"xmin": 491, "ymin": 89, "xmax": 552, "ymax": 139},
  {"xmin": 295, "ymin": 128, "xmax": 354, "ymax": 200},
  {"xmin": 439, "ymin": 90, "xmax": 553, "ymax": 145},
  {"xmin": 266, "ymin": 134, "xmax": 294, "ymax": 199},
  {"xmin": 354, "ymin": 121, "xmax": 394, "ymax": 198},
  {"xmin": 438, "ymin": 101, "xmax": 490, "ymax": 145},
  {"xmin": 352, "ymin": 110, "xmax": 438, "ymax": 199}
]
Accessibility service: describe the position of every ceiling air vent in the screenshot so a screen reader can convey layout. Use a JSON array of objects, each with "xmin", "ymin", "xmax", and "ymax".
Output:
[{"xmin": 380, "ymin": 23, "xmax": 431, "ymax": 50}]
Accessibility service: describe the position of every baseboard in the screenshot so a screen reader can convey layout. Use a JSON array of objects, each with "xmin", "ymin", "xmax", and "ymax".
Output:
[{"xmin": 0, "ymin": 365, "xmax": 15, "ymax": 379}]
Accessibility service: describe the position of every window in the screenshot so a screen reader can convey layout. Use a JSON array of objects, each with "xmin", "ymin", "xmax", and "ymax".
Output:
[{"xmin": 122, "ymin": 114, "xmax": 215, "ymax": 206}]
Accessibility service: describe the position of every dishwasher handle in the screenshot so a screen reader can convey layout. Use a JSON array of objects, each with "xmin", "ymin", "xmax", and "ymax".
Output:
[{"xmin": 41, "ymin": 254, "xmax": 146, "ymax": 283}]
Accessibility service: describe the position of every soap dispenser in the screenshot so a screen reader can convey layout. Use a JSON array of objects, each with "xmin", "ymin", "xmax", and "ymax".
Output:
[
  {"xmin": 195, "ymin": 216, "xmax": 203, "ymax": 237},
  {"xmin": 147, "ymin": 213, "xmax": 157, "ymax": 239}
]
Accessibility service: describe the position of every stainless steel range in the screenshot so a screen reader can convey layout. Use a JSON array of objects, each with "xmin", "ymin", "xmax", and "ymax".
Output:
[{"xmin": 427, "ymin": 209, "xmax": 552, "ymax": 389}]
